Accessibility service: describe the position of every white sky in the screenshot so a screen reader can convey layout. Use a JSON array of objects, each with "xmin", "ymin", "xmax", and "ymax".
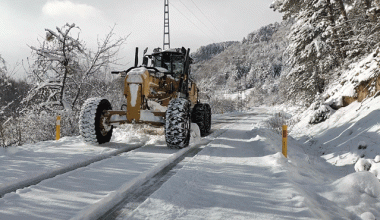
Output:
[{"xmin": 0, "ymin": 0, "xmax": 282, "ymax": 78}]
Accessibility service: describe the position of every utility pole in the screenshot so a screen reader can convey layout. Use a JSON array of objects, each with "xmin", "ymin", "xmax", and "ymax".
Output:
[{"xmin": 163, "ymin": 0, "xmax": 170, "ymax": 50}]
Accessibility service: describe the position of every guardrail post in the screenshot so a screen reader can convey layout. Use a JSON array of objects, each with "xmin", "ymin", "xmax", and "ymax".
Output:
[
  {"xmin": 56, "ymin": 116, "xmax": 61, "ymax": 140},
  {"xmin": 282, "ymin": 125, "xmax": 287, "ymax": 158}
]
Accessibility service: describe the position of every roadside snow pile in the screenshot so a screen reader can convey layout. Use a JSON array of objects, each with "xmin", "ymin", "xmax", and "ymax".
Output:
[
  {"xmin": 361, "ymin": 212, "xmax": 377, "ymax": 220},
  {"xmin": 190, "ymin": 123, "xmax": 201, "ymax": 144},
  {"xmin": 288, "ymin": 93, "xmax": 380, "ymax": 217},
  {"xmin": 291, "ymin": 96, "xmax": 380, "ymax": 167},
  {"xmin": 355, "ymin": 158, "xmax": 372, "ymax": 172},
  {"xmin": 281, "ymin": 55, "xmax": 380, "ymax": 217},
  {"xmin": 355, "ymin": 156, "xmax": 380, "ymax": 180},
  {"xmin": 322, "ymin": 172, "xmax": 380, "ymax": 218}
]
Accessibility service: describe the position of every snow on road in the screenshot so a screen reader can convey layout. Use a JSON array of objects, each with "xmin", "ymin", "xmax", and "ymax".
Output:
[
  {"xmin": 0, "ymin": 145, "xmax": 177, "ymax": 219},
  {"xmin": 125, "ymin": 113, "xmax": 352, "ymax": 219},
  {"xmin": 124, "ymin": 108, "xmax": 380, "ymax": 219},
  {"xmin": 0, "ymin": 108, "xmax": 379, "ymax": 219},
  {"xmin": 0, "ymin": 124, "xmax": 196, "ymax": 220}
]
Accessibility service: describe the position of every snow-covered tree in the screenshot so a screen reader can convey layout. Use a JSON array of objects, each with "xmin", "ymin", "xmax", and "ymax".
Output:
[
  {"xmin": 0, "ymin": 55, "xmax": 31, "ymax": 147},
  {"xmin": 6, "ymin": 23, "xmax": 128, "ymax": 145},
  {"xmin": 0, "ymin": 55, "xmax": 6, "ymax": 75},
  {"xmin": 192, "ymin": 41, "xmax": 237, "ymax": 63},
  {"xmin": 271, "ymin": 0, "xmax": 380, "ymax": 105},
  {"xmin": 271, "ymin": 0, "xmax": 341, "ymax": 105},
  {"xmin": 26, "ymin": 23, "xmax": 126, "ymax": 112},
  {"xmin": 339, "ymin": 0, "xmax": 380, "ymax": 59}
]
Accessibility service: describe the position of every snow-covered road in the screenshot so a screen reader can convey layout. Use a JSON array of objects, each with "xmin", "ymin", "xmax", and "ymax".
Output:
[
  {"xmin": 0, "ymin": 108, "xmax": 379, "ymax": 219},
  {"xmin": 0, "ymin": 109, "xmax": 238, "ymax": 220},
  {"xmin": 124, "ymin": 111, "xmax": 333, "ymax": 220}
]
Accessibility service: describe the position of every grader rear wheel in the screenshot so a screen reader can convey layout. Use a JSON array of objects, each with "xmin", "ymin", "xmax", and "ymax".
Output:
[
  {"xmin": 191, "ymin": 103, "xmax": 207, "ymax": 136},
  {"xmin": 205, "ymin": 103, "xmax": 212, "ymax": 133},
  {"xmin": 192, "ymin": 103, "xmax": 212, "ymax": 136}
]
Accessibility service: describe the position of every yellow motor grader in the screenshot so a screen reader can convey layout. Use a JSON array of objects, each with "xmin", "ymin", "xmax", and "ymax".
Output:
[{"xmin": 79, "ymin": 47, "xmax": 211, "ymax": 148}]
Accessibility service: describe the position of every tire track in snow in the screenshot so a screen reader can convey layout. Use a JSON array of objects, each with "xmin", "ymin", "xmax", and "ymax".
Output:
[
  {"xmin": 98, "ymin": 146, "xmax": 204, "ymax": 220},
  {"xmin": 100, "ymin": 111, "xmax": 268, "ymax": 219},
  {"xmin": 0, "ymin": 112, "xmax": 251, "ymax": 219},
  {"xmin": 0, "ymin": 144, "xmax": 143, "ymax": 198},
  {"xmin": 71, "ymin": 126, "xmax": 230, "ymax": 220}
]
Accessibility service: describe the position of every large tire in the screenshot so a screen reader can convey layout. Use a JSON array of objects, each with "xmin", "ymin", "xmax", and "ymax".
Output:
[
  {"xmin": 191, "ymin": 103, "xmax": 207, "ymax": 137},
  {"xmin": 205, "ymin": 103, "xmax": 212, "ymax": 133},
  {"xmin": 192, "ymin": 103, "xmax": 212, "ymax": 136},
  {"xmin": 165, "ymin": 98, "xmax": 191, "ymax": 149},
  {"xmin": 79, "ymin": 98, "xmax": 113, "ymax": 144}
]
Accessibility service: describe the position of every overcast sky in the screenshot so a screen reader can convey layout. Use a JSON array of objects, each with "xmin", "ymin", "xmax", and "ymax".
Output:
[{"xmin": 0, "ymin": 0, "xmax": 282, "ymax": 78}]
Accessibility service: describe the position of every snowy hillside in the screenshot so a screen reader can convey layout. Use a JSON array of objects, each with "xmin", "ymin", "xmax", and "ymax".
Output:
[
  {"xmin": 191, "ymin": 41, "xmax": 238, "ymax": 63},
  {"xmin": 191, "ymin": 20, "xmax": 293, "ymax": 112}
]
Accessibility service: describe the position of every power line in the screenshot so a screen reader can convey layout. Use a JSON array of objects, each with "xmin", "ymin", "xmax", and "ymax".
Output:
[
  {"xmin": 169, "ymin": 2, "xmax": 217, "ymax": 43},
  {"xmin": 188, "ymin": 0, "xmax": 226, "ymax": 38},
  {"xmin": 177, "ymin": 0, "xmax": 222, "ymax": 42}
]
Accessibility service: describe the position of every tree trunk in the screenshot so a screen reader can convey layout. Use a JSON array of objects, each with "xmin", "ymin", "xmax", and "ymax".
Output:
[
  {"xmin": 60, "ymin": 37, "xmax": 68, "ymax": 109},
  {"xmin": 326, "ymin": 0, "xmax": 345, "ymax": 62},
  {"xmin": 337, "ymin": 0, "xmax": 348, "ymax": 20},
  {"xmin": 60, "ymin": 65, "xmax": 68, "ymax": 109},
  {"xmin": 364, "ymin": 0, "xmax": 372, "ymax": 10}
]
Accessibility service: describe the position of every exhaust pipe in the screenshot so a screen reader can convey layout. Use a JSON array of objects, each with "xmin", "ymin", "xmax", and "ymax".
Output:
[{"xmin": 135, "ymin": 47, "xmax": 139, "ymax": 67}]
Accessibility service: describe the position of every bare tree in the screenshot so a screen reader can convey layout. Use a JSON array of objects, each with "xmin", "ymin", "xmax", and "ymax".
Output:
[
  {"xmin": 71, "ymin": 27, "xmax": 127, "ymax": 109},
  {"xmin": 26, "ymin": 23, "xmax": 127, "ymax": 112}
]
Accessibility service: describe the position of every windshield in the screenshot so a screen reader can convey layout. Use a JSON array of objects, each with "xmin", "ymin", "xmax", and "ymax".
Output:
[
  {"xmin": 152, "ymin": 54, "xmax": 162, "ymax": 68},
  {"xmin": 172, "ymin": 55, "xmax": 184, "ymax": 76},
  {"xmin": 152, "ymin": 53, "xmax": 184, "ymax": 77}
]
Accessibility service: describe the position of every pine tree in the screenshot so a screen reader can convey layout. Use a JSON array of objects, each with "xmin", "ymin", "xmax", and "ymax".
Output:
[{"xmin": 272, "ymin": 0, "xmax": 343, "ymax": 105}]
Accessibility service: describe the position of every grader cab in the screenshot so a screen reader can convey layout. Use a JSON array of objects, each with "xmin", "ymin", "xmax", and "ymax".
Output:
[{"xmin": 79, "ymin": 47, "xmax": 211, "ymax": 149}]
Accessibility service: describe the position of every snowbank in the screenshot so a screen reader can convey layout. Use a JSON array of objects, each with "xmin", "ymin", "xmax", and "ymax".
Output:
[
  {"xmin": 322, "ymin": 172, "xmax": 380, "ymax": 217},
  {"xmin": 291, "ymin": 96, "xmax": 380, "ymax": 167}
]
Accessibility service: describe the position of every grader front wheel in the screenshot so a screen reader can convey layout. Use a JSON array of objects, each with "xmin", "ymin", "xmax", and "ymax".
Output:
[
  {"xmin": 79, "ymin": 98, "xmax": 113, "ymax": 144},
  {"xmin": 165, "ymin": 98, "xmax": 191, "ymax": 149}
]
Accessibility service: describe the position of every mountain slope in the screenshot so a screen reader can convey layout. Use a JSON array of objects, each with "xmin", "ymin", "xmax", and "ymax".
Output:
[{"xmin": 191, "ymin": 20, "xmax": 293, "ymax": 112}]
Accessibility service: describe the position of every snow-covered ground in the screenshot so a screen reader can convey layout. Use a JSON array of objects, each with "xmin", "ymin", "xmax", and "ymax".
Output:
[
  {"xmin": 125, "ymin": 109, "xmax": 380, "ymax": 219},
  {"xmin": 0, "ymin": 106, "xmax": 380, "ymax": 219},
  {"xmin": 222, "ymin": 87, "xmax": 254, "ymax": 100}
]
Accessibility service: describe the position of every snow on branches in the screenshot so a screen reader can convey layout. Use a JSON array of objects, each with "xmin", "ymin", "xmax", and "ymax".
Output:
[
  {"xmin": 271, "ymin": 0, "xmax": 380, "ymax": 106},
  {"xmin": 27, "ymin": 23, "xmax": 127, "ymax": 112}
]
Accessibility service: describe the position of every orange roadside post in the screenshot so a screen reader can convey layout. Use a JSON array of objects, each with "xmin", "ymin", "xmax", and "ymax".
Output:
[
  {"xmin": 282, "ymin": 125, "xmax": 287, "ymax": 158},
  {"xmin": 56, "ymin": 116, "xmax": 61, "ymax": 140}
]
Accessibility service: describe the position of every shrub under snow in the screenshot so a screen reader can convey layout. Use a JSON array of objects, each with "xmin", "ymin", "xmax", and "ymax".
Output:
[
  {"xmin": 355, "ymin": 158, "xmax": 372, "ymax": 172},
  {"xmin": 309, "ymin": 103, "xmax": 334, "ymax": 124},
  {"xmin": 354, "ymin": 155, "xmax": 380, "ymax": 180}
]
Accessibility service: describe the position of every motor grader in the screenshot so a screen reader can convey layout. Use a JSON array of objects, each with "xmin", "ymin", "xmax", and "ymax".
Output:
[{"xmin": 79, "ymin": 47, "xmax": 211, "ymax": 148}]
